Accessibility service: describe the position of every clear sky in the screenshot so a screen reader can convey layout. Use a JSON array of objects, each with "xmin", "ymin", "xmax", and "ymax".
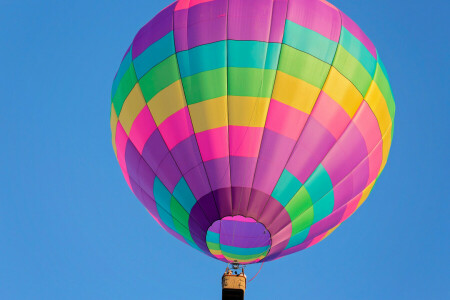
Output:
[{"xmin": 1, "ymin": 0, "xmax": 448, "ymax": 299}]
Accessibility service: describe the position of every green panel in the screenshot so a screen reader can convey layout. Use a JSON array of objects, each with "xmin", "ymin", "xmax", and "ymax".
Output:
[
  {"xmin": 272, "ymin": 169, "xmax": 303, "ymax": 207},
  {"xmin": 291, "ymin": 206, "xmax": 314, "ymax": 236},
  {"xmin": 333, "ymin": 45, "xmax": 372, "ymax": 96},
  {"xmin": 286, "ymin": 227, "xmax": 310, "ymax": 249},
  {"xmin": 138, "ymin": 55, "xmax": 180, "ymax": 102},
  {"xmin": 112, "ymin": 63, "xmax": 137, "ymax": 115},
  {"xmin": 170, "ymin": 196, "xmax": 194, "ymax": 243},
  {"xmin": 278, "ymin": 45, "xmax": 331, "ymax": 88},
  {"xmin": 112, "ymin": 47, "xmax": 133, "ymax": 98},
  {"xmin": 286, "ymin": 186, "xmax": 313, "ymax": 220},
  {"xmin": 374, "ymin": 58, "xmax": 395, "ymax": 122},
  {"xmin": 206, "ymin": 241, "xmax": 221, "ymax": 251},
  {"xmin": 228, "ymin": 67, "xmax": 276, "ymax": 98},
  {"xmin": 303, "ymin": 164, "xmax": 333, "ymax": 203},
  {"xmin": 312, "ymin": 191, "xmax": 334, "ymax": 224},
  {"xmin": 182, "ymin": 67, "xmax": 227, "ymax": 105}
]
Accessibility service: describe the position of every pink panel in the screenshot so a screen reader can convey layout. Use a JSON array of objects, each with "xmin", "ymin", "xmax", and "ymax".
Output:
[
  {"xmin": 286, "ymin": 0, "xmax": 341, "ymax": 42},
  {"xmin": 115, "ymin": 121, "xmax": 132, "ymax": 189},
  {"xmin": 229, "ymin": 126, "xmax": 263, "ymax": 157},
  {"xmin": 158, "ymin": 107, "xmax": 194, "ymax": 150},
  {"xmin": 341, "ymin": 12, "xmax": 377, "ymax": 59},
  {"xmin": 310, "ymin": 92, "xmax": 350, "ymax": 140},
  {"xmin": 175, "ymin": 0, "xmax": 216, "ymax": 10},
  {"xmin": 340, "ymin": 195, "xmax": 361, "ymax": 222},
  {"xmin": 352, "ymin": 102, "xmax": 382, "ymax": 153},
  {"xmin": 196, "ymin": 126, "xmax": 229, "ymax": 161},
  {"xmin": 265, "ymin": 99, "xmax": 308, "ymax": 141},
  {"xmin": 368, "ymin": 140, "xmax": 383, "ymax": 183},
  {"xmin": 129, "ymin": 107, "xmax": 157, "ymax": 154}
]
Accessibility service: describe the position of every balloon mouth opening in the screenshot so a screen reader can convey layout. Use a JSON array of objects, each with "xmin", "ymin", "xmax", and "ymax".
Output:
[{"xmin": 206, "ymin": 215, "xmax": 271, "ymax": 264}]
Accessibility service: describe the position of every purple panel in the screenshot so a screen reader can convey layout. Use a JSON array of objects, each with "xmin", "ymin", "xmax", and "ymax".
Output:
[
  {"xmin": 212, "ymin": 188, "xmax": 233, "ymax": 218},
  {"xmin": 136, "ymin": 158, "xmax": 156, "ymax": 196},
  {"xmin": 341, "ymin": 12, "xmax": 377, "ymax": 59},
  {"xmin": 307, "ymin": 204, "xmax": 346, "ymax": 238},
  {"xmin": 184, "ymin": 163, "xmax": 212, "ymax": 199},
  {"xmin": 286, "ymin": 0, "xmax": 341, "ymax": 42},
  {"xmin": 218, "ymin": 219, "xmax": 271, "ymax": 248},
  {"xmin": 231, "ymin": 187, "xmax": 252, "ymax": 216},
  {"xmin": 228, "ymin": 0, "xmax": 286, "ymax": 42},
  {"xmin": 174, "ymin": 0, "xmax": 227, "ymax": 51},
  {"xmin": 246, "ymin": 189, "xmax": 270, "ymax": 220},
  {"xmin": 252, "ymin": 129, "xmax": 296, "ymax": 194},
  {"xmin": 230, "ymin": 156, "xmax": 257, "ymax": 188},
  {"xmin": 125, "ymin": 140, "xmax": 142, "ymax": 179},
  {"xmin": 132, "ymin": 2, "xmax": 176, "ymax": 59},
  {"xmin": 286, "ymin": 117, "xmax": 336, "ymax": 183},
  {"xmin": 322, "ymin": 123, "xmax": 368, "ymax": 186},
  {"xmin": 269, "ymin": 0, "xmax": 289, "ymax": 43},
  {"xmin": 155, "ymin": 154, "xmax": 183, "ymax": 193},
  {"xmin": 204, "ymin": 157, "xmax": 231, "ymax": 191},
  {"xmin": 142, "ymin": 130, "xmax": 170, "ymax": 171},
  {"xmin": 258, "ymin": 197, "xmax": 285, "ymax": 229},
  {"xmin": 171, "ymin": 134, "xmax": 203, "ymax": 174}
]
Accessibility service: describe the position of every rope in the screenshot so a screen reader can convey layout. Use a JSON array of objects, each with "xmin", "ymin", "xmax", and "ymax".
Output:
[{"xmin": 248, "ymin": 262, "xmax": 264, "ymax": 283}]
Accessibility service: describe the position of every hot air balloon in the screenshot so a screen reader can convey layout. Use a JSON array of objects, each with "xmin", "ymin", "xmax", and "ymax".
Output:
[{"xmin": 110, "ymin": 0, "xmax": 395, "ymax": 272}]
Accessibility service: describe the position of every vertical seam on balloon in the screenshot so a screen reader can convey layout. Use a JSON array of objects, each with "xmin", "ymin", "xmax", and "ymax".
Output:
[
  {"xmin": 125, "ymin": 22, "xmax": 213, "ymax": 251},
  {"xmin": 258, "ymin": 5, "xmax": 344, "ymax": 261},
  {"xmin": 267, "ymin": 44, "xmax": 396, "ymax": 260},
  {"xmin": 171, "ymin": 0, "xmax": 223, "ymax": 231},
  {"xmin": 238, "ymin": 0, "xmax": 287, "ymax": 221},
  {"xmin": 267, "ymin": 123, "xmax": 391, "ymax": 254}
]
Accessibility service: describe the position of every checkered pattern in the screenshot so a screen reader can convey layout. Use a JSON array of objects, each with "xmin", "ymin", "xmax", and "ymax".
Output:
[{"xmin": 110, "ymin": 0, "xmax": 395, "ymax": 264}]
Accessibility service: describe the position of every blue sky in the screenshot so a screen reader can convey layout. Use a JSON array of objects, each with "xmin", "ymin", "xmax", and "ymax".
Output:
[{"xmin": 1, "ymin": 0, "xmax": 448, "ymax": 299}]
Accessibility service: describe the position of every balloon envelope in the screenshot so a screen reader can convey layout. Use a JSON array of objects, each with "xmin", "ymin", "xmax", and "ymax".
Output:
[{"xmin": 110, "ymin": 0, "xmax": 395, "ymax": 264}]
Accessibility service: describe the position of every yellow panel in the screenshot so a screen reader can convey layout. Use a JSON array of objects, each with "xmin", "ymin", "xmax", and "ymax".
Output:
[
  {"xmin": 188, "ymin": 96, "xmax": 228, "ymax": 133},
  {"xmin": 110, "ymin": 104, "xmax": 118, "ymax": 156},
  {"xmin": 357, "ymin": 181, "xmax": 376, "ymax": 209},
  {"xmin": 272, "ymin": 71, "xmax": 320, "ymax": 113},
  {"xmin": 118, "ymin": 83, "xmax": 146, "ymax": 135},
  {"xmin": 365, "ymin": 81, "xmax": 392, "ymax": 134},
  {"xmin": 322, "ymin": 67, "xmax": 363, "ymax": 118},
  {"xmin": 380, "ymin": 123, "xmax": 392, "ymax": 172},
  {"xmin": 147, "ymin": 80, "xmax": 186, "ymax": 126},
  {"xmin": 228, "ymin": 96, "xmax": 270, "ymax": 127}
]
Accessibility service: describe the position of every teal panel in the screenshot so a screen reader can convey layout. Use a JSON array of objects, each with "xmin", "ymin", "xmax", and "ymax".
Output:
[
  {"xmin": 286, "ymin": 228, "xmax": 310, "ymax": 249},
  {"xmin": 172, "ymin": 178, "xmax": 197, "ymax": 213},
  {"xmin": 228, "ymin": 40, "xmax": 281, "ymax": 70},
  {"xmin": 133, "ymin": 31, "xmax": 175, "ymax": 79},
  {"xmin": 283, "ymin": 20, "xmax": 337, "ymax": 64},
  {"xmin": 220, "ymin": 244, "xmax": 269, "ymax": 256},
  {"xmin": 303, "ymin": 164, "xmax": 333, "ymax": 203},
  {"xmin": 153, "ymin": 177, "xmax": 172, "ymax": 213},
  {"xmin": 177, "ymin": 41, "xmax": 226, "ymax": 78},
  {"xmin": 312, "ymin": 191, "xmax": 334, "ymax": 224},
  {"xmin": 339, "ymin": 27, "xmax": 377, "ymax": 76},
  {"xmin": 206, "ymin": 231, "xmax": 220, "ymax": 243},
  {"xmin": 272, "ymin": 169, "xmax": 303, "ymax": 207},
  {"xmin": 112, "ymin": 46, "xmax": 132, "ymax": 97},
  {"xmin": 156, "ymin": 203, "xmax": 176, "ymax": 233}
]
